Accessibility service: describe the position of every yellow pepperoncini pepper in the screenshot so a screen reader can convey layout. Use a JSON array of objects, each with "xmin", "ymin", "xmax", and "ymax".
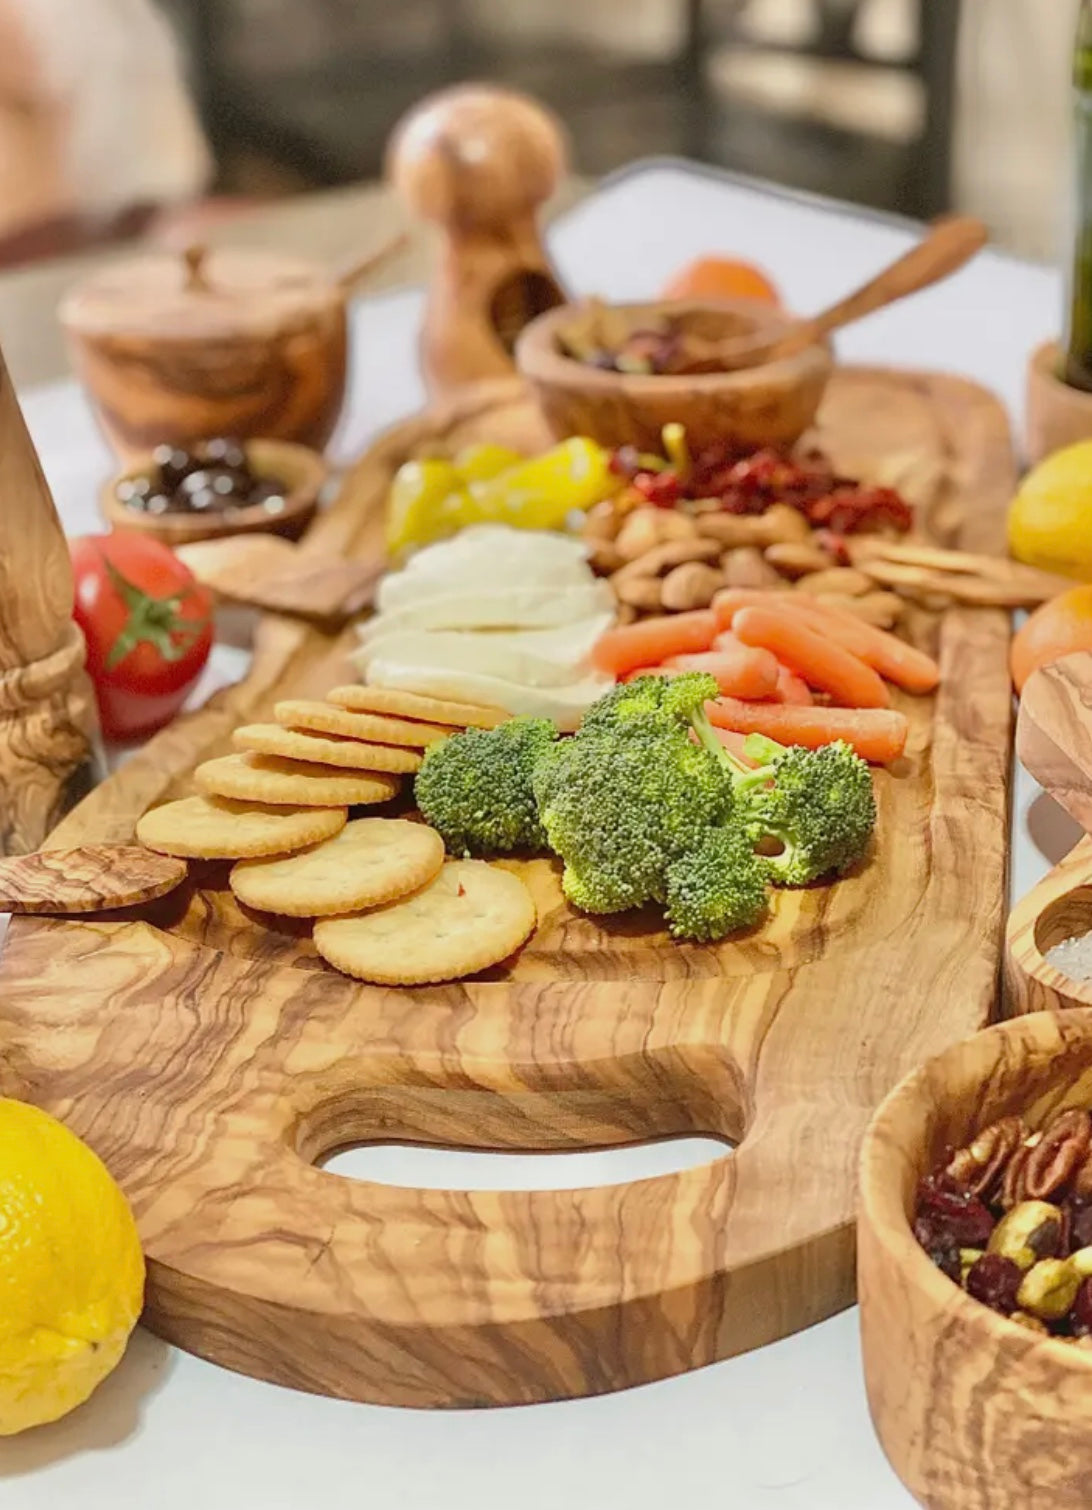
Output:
[{"xmin": 384, "ymin": 437, "xmax": 619, "ymax": 555}]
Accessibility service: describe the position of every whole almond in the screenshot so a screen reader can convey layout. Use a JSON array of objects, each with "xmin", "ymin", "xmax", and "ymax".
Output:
[
  {"xmin": 693, "ymin": 514, "xmax": 771, "ymax": 547},
  {"xmin": 611, "ymin": 536, "xmax": 721, "ymax": 585},
  {"xmin": 614, "ymin": 576, "xmax": 664, "ymax": 611},
  {"xmin": 762, "ymin": 503, "xmax": 813, "ymax": 544},
  {"xmin": 660, "ymin": 561, "xmax": 725, "ymax": 612},
  {"xmin": 583, "ymin": 499, "xmax": 622, "ymax": 542},
  {"xmin": 766, "ymin": 542, "xmax": 831, "ymax": 578},
  {"xmin": 586, "ymin": 538, "xmax": 625, "ymax": 575},
  {"xmin": 615, "ymin": 507, "xmax": 696, "ymax": 561},
  {"xmin": 722, "ymin": 546, "xmax": 782, "ymax": 589}
]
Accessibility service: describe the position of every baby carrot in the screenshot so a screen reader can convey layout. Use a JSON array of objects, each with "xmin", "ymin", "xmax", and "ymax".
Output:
[
  {"xmin": 712, "ymin": 588, "xmax": 795, "ymax": 633},
  {"xmin": 666, "ymin": 643, "xmax": 779, "ymax": 700},
  {"xmin": 592, "ymin": 610, "xmax": 717, "ymax": 677},
  {"xmin": 707, "ymin": 698, "xmax": 909, "ymax": 764},
  {"xmin": 733, "ymin": 606, "xmax": 891, "ymax": 709},
  {"xmin": 773, "ymin": 664, "xmax": 814, "ymax": 706},
  {"xmin": 788, "ymin": 598, "xmax": 940, "ymax": 695}
]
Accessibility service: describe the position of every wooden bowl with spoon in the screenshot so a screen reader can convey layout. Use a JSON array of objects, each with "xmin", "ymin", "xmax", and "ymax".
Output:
[
  {"xmin": 516, "ymin": 215, "xmax": 986, "ymax": 453},
  {"xmin": 859, "ymin": 1010, "xmax": 1092, "ymax": 1510}
]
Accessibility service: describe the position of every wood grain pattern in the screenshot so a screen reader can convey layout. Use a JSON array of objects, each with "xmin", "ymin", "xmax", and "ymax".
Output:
[
  {"xmin": 389, "ymin": 87, "xmax": 568, "ymax": 396},
  {"xmin": 859, "ymin": 1010, "xmax": 1092, "ymax": 1510},
  {"xmin": 1017, "ymin": 652, "xmax": 1092, "ymax": 836},
  {"xmin": 0, "ymin": 347, "xmax": 101, "ymax": 855},
  {"xmin": 1005, "ymin": 837, "xmax": 1092, "ymax": 1015},
  {"xmin": 1026, "ymin": 339, "xmax": 1092, "ymax": 465},
  {"xmin": 175, "ymin": 534, "xmax": 380, "ymax": 623},
  {"xmin": 0, "ymin": 369, "xmax": 1015, "ymax": 1407},
  {"xmin": 516, "ymin": 298, "xmax": 833, "ymax": 454},
  {"xmin": 60, "ymin": 248, "xmax": 348, "ymax": 462},
  {"xmin": 0, "ymin": 845, "xmax": 186, "ymax": 913}
]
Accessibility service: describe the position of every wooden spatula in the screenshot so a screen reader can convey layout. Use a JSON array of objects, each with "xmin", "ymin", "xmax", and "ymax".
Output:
[
  {"xmin": 1017, "ymin": 652, "xmax": 1092, "ymax": 833},
  {"xmin": 0, "ymin": 846, "xmax": 188, "ymax": 914},
  {"xmin": 176, "ymin": 535, "xmax": 382, "ymax": 623}
]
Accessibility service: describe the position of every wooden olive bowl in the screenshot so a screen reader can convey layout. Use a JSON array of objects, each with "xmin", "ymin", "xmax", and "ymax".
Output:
[
  {"xmin": 1026, "ymin": 339, "xmax": 1092, "ymax": 467},
  {"xmin": 100, "ymin": 439, "xmax": 328, "ymax": 546},
  {"xmin": 514, "ymin": 298, "xmax": 833, "ymax": 453},
  {"xmin": 859, "ymin": 1010, "xmax": 1092, "ymax": 1510}
]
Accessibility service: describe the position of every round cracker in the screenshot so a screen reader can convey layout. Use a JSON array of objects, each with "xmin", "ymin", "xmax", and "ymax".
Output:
[
  {"xmin": 195, "ymin": 753, "xmax": 401, "ymax": 809},
  {"xmin": 230, "ymin": 817, "xmax": 444, "ymax": 917},
  {"xmin": 275, "ymin": 699, "xmax": 456, "ymax": 749},
  {"xmin": 136, "ymin": 795, "xmax": 346, "ymax": 859},
  {"xmin": 313, "ymin": 859, "xmax": 536, "ymax": 984},
  {"xmin": 233, "ymin": 723, "xmax": 422, "ymax": 774},
  {"xmin": 326, "ymin": 684, "xmax": 507, "ymax": 729}
]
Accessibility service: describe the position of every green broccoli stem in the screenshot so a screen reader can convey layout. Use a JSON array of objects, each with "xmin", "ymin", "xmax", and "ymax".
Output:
[{"xmin": 689, "ymin": 704, "xmax": 775, "ymax": 795}]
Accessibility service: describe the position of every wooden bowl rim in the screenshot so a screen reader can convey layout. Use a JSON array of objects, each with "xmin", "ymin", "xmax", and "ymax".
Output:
[
  {"xmin": 515, "ymin": 297, "xmax": 832, "ymax": 397},
  {"xmin": 858, "ymin": 1009, "xmax": 1092, "ymax": 1372},
  {"xmin": 99, "ymin": 438, "xmax": 328, "ymax": 543},
  {"xmin": 1006, "ymin": 842, "xmax": 1092, "ymax": 1009}
]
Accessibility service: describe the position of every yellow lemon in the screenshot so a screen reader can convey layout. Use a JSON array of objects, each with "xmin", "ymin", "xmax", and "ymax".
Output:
[
  {"xmin": 0, "ymin": 1098, "xmax": 144, "ymax": 1434},
  {"xmin": 1008, "ymin": 439, "xmax": 1092, "ymax": 580}
]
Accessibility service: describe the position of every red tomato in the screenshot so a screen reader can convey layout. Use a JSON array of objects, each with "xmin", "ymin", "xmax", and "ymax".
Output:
[{"xmin": 70, "ymin": 533, "xmax": 213, "ymax": 741}]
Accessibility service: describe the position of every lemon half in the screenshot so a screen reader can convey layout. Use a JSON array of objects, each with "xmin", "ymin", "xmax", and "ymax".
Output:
[{"xmin": 1009, "ymin": 439, "xmax": 1092, "ymax": 581}]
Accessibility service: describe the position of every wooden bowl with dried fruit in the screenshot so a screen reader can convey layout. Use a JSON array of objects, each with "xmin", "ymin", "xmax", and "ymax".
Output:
[
  {"xmin": 858, "ymin": 1010, "xmax": 1092, "ymax": 1510},
  {"xmin": 515, "ymin": 298, "xmax": 833, "ymax": 454}
]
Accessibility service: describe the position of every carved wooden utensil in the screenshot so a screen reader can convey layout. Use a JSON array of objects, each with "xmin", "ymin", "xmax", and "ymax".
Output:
[
  {"xmin": 388, "ymin": 85, "xmax": 569, "ymax": 396},
  {"xmin": 1016, "ymin": 651, "xmax": 1092, "ymax": 834},
  {"xmin": 175, "ymin": 534, "xmax": 381, "ymax": 623},
  {"xmin": 0, "ymin": 846, "xmax": 187, "ymax": 913},
  {"xmin": 0, "ymin": 346, "xmax": 101, "ymax": 855}
]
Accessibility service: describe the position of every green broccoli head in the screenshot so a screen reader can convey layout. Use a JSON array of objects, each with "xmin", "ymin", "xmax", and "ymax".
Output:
[
  {"xmin": 414, "ymin": 716, "xmax": 557, "ymax": 857},
  {"xmin": 742, "ymin": 736, "xmax": 876, "ymax": 886},
  {"xmin": 579, "ymin": 671, "xmax": 719, "ymax": 734},
  {"xmin": 664, "ymin": 825, "xmax": 770, "ymax": 942},
  {"xmin": 533, "ymin": 713, "xmax": 733, "ymax": 915}
]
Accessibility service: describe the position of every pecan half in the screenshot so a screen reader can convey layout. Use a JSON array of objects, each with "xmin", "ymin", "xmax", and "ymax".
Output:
[
  {"xmin": 946, "ymin": 1117, "xmax": 1026, "ymax": 1198},
  {"xmin": 1025, "ymin": 1110, "xmax": 1092, "ymax": 1201},
  {"xmin": 1001, "ymin": 1141, "xmax": 1035, "ymax": 1210},
  {"xmin": 1073, "ymin": 1148, "xmax": 1092, "ymax": 1202}
]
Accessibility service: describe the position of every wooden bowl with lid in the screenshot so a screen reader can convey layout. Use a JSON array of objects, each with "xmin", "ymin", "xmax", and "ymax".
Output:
[
  {"xmin": 515, "ymin": 298, "xmax": 833, "ymax": 453},
  {"xmin": 859, "ymin": 1010, "xmax": 1092, "ymax": 1510},
  {"xmin": 101, "ymin": 438, "xmax": 328, "ymax": 546},
  {"xmin": 61, "ymin": 245, "xmax": 348, "ymax": 463}
]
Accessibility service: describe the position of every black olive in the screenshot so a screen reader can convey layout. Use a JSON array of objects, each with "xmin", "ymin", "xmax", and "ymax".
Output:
[{"xmin": 202, "ymin": 437, "xmax": 248, "ymax": 472}]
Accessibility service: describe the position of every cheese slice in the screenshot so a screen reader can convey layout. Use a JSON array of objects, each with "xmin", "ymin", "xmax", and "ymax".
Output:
[
  {"xmin": 364, "ymin": 658, "xmax": 613, "ymax": 732},
  {"xmin": 357, "ymin": 583, "xmax": 615, "ymax": 641}
]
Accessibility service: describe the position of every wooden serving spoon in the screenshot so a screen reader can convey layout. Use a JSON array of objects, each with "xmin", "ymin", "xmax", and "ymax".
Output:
[
  {"xmin": 0, "ymin": 846, "xmax": 188, "ymax": 914},
  {"xmin": 696, "ymin": 215, "xmax": 989, "ymax": 371}
]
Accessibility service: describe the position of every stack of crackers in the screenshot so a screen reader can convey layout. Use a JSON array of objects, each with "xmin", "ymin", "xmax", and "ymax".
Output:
[{"xmin": 135, "ymin": 686, "xmax": 537, "ymax": 986}]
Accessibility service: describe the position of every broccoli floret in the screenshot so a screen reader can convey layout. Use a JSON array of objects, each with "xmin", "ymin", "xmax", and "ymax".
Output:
[
  {"xmin": 533, "ymin": 711, "xmax": 733, "ymax": 915},
  {"xmin": 580, "ymin": 671, "xmax": 720, "ymax": 734},
  {"xmin": 739, "ymin": 734, "xmax": 876, "ymax": 885},
  {"xmin": 414, "ymin": 716, "xmax": 557, "ymax": 856},
  {"xmin": 664, "ymin": 826, "xmax": 769, "ymax": 941}
]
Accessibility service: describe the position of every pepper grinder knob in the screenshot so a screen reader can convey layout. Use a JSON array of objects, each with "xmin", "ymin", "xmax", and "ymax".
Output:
[{"xmin": 388, "ymin": 85, "xmax": 569, "ymax": 395}]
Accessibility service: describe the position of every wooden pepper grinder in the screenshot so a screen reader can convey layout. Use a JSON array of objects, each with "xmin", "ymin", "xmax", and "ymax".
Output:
[
  {"xmin": 388, "ymin": 85, "xmax": 569, "ymax": 397},
  {"xmin": 0, "ymin": 347, "xmax": 101, "ymax": 854}
]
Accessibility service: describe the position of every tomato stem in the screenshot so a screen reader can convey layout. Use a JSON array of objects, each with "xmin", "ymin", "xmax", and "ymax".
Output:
[{"xmin": 103, "ymin": 556, "xmax": 206, "ymax": 670}]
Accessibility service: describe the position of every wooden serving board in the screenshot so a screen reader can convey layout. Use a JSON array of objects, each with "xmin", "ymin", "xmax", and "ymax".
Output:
[{"xmin": 0, "ymin": 370, "xmax": 1016, "ymax": 1408}]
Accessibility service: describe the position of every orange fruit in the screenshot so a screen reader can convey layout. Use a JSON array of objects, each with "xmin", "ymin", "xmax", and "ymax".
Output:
[
  {"xmin": 1011, "ymin": 584, "xmax": 1092, "ymax": 693},
  {"xmin": 662, "ymin": 256, "xmax": 780, "ymax": 305}
]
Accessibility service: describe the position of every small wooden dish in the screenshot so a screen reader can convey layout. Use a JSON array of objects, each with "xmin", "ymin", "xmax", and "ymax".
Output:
[
  {"xmin": 100, "ymin": 439, "xmax": 328, "ymax": 546},
  {"xmin": 1026, "ymin": 339, "xmax": 1092, "ymax": 466},
  {"xmin": 515, "ymin": 298, "xmax": 833, "ymax": 453},
  {"xmin": 859, "ymin": 1010, "xmax": 1092, "ymax": 1510},
  {"xmin": 1006, "ymin": 839, "xmax": 1092, "ymax": 1015}
]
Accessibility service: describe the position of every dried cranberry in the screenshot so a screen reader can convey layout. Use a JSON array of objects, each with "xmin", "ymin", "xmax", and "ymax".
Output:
[
  {"xmin": 1073, "ymin": 1277, "xmax": 1092, "ymax": 1336},
  {"xmin": 915, "ymin": 1180, "xmax": 995, "ymax": 1246},
  {"xmin": 913, "ymin": 1217, "xmax": 961, "ymax": 1281},
  {"xmin": 966, "ymin": 1253, "xmax": 1023, "ymax": 1313},
  {"xmin": 632, "ymin": 470, "xmax": 680, "ymax": 508}
]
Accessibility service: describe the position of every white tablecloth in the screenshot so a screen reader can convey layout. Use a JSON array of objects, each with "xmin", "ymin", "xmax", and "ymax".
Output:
[{"xmin": 4, "ymin": 161, "xmax": 1077, "ymax": 1510}]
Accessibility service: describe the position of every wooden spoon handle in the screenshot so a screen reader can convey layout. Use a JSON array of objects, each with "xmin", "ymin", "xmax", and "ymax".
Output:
[
  {"xmin": 777, "ymin": 215, "xmax": 988, "ymax": 357},
  {"xmin": 335, "ymin": 231, "xmax": 411, "ymax": 293}
]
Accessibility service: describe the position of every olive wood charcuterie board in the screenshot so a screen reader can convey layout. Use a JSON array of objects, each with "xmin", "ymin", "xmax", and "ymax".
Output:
[{"xmin": 0, "ymin": 368, "xmax": 1015, "ymax": 1408}]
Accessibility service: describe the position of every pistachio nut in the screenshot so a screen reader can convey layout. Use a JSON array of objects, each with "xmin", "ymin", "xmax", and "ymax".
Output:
[
  {"xmin": 1071, "ymin": 1246, "xmax": 1092, "ymax": 1279},
  {"xmin": 987, "ymin": 1200, "xmax": 1064, "ymax": 1270},
  {"xmin": 1016, "ymin": 1258, "xmax": 1082, "ymax": 1321}
]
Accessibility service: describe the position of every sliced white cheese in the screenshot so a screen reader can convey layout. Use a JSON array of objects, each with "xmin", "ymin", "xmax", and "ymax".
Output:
[
  {"xmin": 401, "ymin": 524, "xmax": 589, "ymax": 577},
  {"xmin": 365, "ymin": 657, "xmax": 613, "ymax": 732},
  {"xmin": 351, "ymin": 614, "xmax": 615, "ymax": 688},
  {"xmin": 378, "ymin": 555, "xmax": 595, "ymax": 615},
  {"xmin": 357, "ymin": 582, "xmax": 616, "ymax": 641}
]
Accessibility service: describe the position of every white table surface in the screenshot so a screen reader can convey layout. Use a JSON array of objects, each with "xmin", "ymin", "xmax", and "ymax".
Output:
[{"xmin": 2, "ymin": 161, "xmax": 1082, "ymax": 1509}]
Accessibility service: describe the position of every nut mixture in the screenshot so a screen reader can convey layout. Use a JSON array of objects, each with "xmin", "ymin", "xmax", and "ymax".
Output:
[
  {"xmin": 915, "ymin": 1105, "xmax": 1092, "ymax": 1344},
  {"xmin": 583, "ymin": 440, "xmax": 913, "ymax": 626}
]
